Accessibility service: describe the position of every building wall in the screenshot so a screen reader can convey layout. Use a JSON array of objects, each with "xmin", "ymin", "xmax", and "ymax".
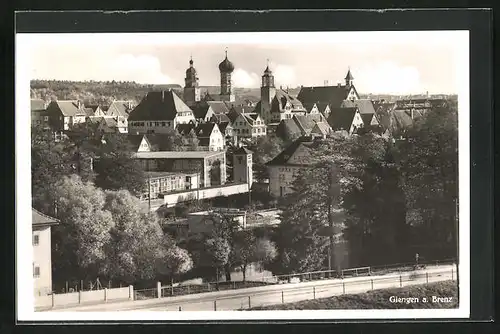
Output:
[
  {"xmin": 159, "ymin": 183, "xmax": 250, "ymax": 208},
  {"xmin": 128, "ymin": 120, "xmax": 175, "ymax": 134},
  {"xmin": 183, "ymin": 87, "xmax": 201, "ymax": 105},
  {"xmin": 232, "ymin": 115, "xmax": 267, "ymax": 138},
  {"xmin": 268, "ymin": 165, "xmax": 305, "ymax": 198},
  {"xmin": 233, "ymin": 153, "xmax": 253, "ymax": 186},
  {"xmin": 208, "ymin": 127, "xmax": 225, "ymax": 151},
  {"xmin": 349, "ymin": 112, "xmax": 364, "ymax": 134},
  {"xmin": 33, "ymin": 226, "xmax": 53, "ymax": 296},
  {"xmin": 260, "ymin": 86, "xmax": 276, "ymax": 124},
  {"xmin": 347, "ymin": 86, "xmax": 359, "ymax": 100}
]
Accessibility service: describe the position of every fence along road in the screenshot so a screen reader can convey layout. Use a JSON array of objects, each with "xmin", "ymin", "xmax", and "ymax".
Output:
[{"xmin": 50, "ymin": 264, "xmax": 456, "ymax": 312}]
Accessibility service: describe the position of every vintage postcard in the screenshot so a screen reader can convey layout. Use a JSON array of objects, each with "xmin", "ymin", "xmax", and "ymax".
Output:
[{"xmin": 16, "ymin": 28, "xmax": 470, "ymax": 321}]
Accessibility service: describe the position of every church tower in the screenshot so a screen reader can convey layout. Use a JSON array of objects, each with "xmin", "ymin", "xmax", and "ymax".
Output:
[
  {"xmin": 345, "ymin": 68, "xmax": 354, "ymax": 87},
  {"xmin": 233, "ymin": 147, "xmax": 253, "ymax": 187},
  {"xmin": 218, "ymin": 49, "xmax": 235, "ymax": 102},
  {"xmin": 260, "ymin": 60, "xmax": 276, "ymax": 124},
  {"xmin": 183, "ymin": 56, "xmax": 201, "ymax": 106},
  {"xmin": 344, "ymin": 67, "xmax": 358, "ymax": 101}
]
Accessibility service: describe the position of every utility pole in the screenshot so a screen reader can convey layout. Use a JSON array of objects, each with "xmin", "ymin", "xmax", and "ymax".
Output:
[{"xmin": 327, "ymin": 165, "xmax": 335, "ymax": 277}]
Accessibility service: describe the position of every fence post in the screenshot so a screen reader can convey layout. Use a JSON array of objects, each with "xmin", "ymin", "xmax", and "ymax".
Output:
[
  {"xmin": 214, "ymin": 300, "xmax": 217, "ymax": 311},
  {"xmin": 451, "ymin": 268, "xmax": 454, "ymax": 281},
  {"xmin": 157, "ymin": 282, "xmax": 162, "ymax": 299},
  {"xmin": 104, "ymin": 288, "xmax": 107, "ymax": 302},
  {"xmin": 78, "ymin": 290, "xmax": 82, "ymax": 304},
  {"xmin": 371, "ymin": 279, "xmax": 374, "ymax": 291},
  {"xmin": 426, "ymin": 272, "xmax": 429, "ymax": 284},
  {"xmin": 399, "ymin": 275, "xmax": 402, "ymax": 287},
  {"xmin": 187, "ymin": 285, "xmax": 190, "ymax": 295},
  {"xmin": 179, "ymin": 306, "xmax": 182, "ymax": 311},
  {"xmin": 233, "ymin": 281, "xmax": 236, "ymax": 290},
  {"xmin": 129, "ymin": 285, "xmax": 134, "ymax": 300},
  {"xmin": 281, "ymin": 291, "xmax": 284, "ymax": 303},
  {"xmin": 248, "ymin": 296, "xmax": 251, "ymax": 308},
  {"xmin": 51, "ymin": 293, "xmax": 55, "ymax": 308},
  {"xmin": 313, "ymin": 286, "xmax": 316, "ymax": 299},
  {"xmin": 342, "ymin": 281, "xmax": 345, "ymax": 294}
]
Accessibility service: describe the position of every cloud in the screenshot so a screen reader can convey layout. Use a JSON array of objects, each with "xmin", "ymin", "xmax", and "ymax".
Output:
[
  {"xmin": 30, "ymin": 48, "xmax": 172, "ymax": 85},
  {"xmin": 353, "ymin": 61, "xmax": 423, "ymax": 94},
  {"xmin": 271, "ymin": 63, "xmax": 297, "ymax": 87},
  {"xmin": 108, "ymin": 54, "xmax": 173, "ymax": 84},
  {"xmin": 232, "ymin": 68, "xmax": 260, "ymax": 88}
]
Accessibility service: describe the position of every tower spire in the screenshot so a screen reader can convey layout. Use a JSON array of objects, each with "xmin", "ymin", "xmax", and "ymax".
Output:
[{"xmin": 225, "ymin": 47, "xmax": 228, "ymax": 58}]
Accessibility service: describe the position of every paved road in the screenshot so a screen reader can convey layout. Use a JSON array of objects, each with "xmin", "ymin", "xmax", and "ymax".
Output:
[{"xmin": 47, "ymin": 264, "xmax": 456, "ymax": 312}]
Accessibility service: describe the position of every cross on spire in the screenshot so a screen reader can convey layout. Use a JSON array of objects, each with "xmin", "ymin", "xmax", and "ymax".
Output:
[{"xmin": 225, "ymin": 47, "xmax": 228, "ymax": 58}]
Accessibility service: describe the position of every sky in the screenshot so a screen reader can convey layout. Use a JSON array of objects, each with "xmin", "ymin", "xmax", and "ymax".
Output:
[{"xmin": 19, "ymin": 31, "xmax": 468, "ymax": 95}]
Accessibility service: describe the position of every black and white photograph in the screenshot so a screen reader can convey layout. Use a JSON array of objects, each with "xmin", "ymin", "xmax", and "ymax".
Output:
[{"xmin": 16, "ymin": 23, "xmax": 471, "ymax": 321}]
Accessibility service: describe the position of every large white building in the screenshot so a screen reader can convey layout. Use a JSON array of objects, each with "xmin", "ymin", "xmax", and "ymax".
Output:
[
  {"xmin": 266, "ymin": 136, "xmax": 323, "ymax": 198},
  {"xmin": 32, "ymin": 209, "xmax": 59, "ymax": 296},
  {"xmin": 128, "ymin": 90, "xmax": 195, "ymax": 134}
]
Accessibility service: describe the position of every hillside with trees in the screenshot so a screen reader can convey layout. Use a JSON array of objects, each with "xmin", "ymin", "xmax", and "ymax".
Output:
[{"xmin": 30, "ymin": 80, "xmax": 262, "ymax": 106}]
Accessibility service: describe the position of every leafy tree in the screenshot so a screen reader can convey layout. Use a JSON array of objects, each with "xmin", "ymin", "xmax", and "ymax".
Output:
[
  {"xmin": 233, "ymin": 230, "xmax": 277, "ymax": 281},
  {"xmin": 31, "ymin": 125, "xmax": 72, "ymax": 213},
  {"xmin": 248, "ymin": 135, "xmax": 285, "ymax": 182},
  {"xmin": 183, "ymin": 130, "xmax": 200, "ymax": 151},
  {"xmin": 49, "ymin": 175, "xmax": 114, "ymax": 283},
  {"xmin": 93, "ymin": 134, "xmax": 146, "ymax": 195},
  {"xmin": 341, "ymin": 134, "xmax": 409, "ymax": 266},
  {"xmin": 399, "ymin": 106, "xmax": 458, "ymax": 259},
  {"xmin": 156, "ymin": 241, "xmax": 193, "ymax": 286},
  {"xmin": 204, "ymin": 237, "xmax": 230, "ymax": 289}
]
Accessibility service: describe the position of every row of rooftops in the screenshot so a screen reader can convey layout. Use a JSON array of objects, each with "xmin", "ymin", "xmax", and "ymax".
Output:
[{"xmin": 31, "ymin": 98, "xmax": 135, "ymax": 118}]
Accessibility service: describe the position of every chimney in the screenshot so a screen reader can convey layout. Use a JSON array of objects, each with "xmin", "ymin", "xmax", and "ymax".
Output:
[
  {"xmin": 324, "ymin": 80, "xmax": 328, "ymax": 86},
  {"xmin": 337, "ymin": 82, "xmax": 341, "ymax": 87}
]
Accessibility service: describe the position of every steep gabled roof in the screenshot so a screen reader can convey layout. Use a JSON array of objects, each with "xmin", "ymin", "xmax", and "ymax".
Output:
[
  {"xmin": 49, "ymin": 100, "xmax": 84, "ymax": 117},
  {"xmin": 234, "ymin": 147, "xmax": 253, "ymax": 155},
  {"xmin": 192, "ymin": 104, "xmax": 212, "ymax": 119},
  {"xmin": 360, "ymin": 113, "xmax": 379, "ymax": 126},
  {"xmin": 31, "ymin": 99, "xmax": 46, "ymax": 112},
  {"xmin": 391, "ymin": 110, "xmax": 414, "ymax": 130},
  {"xmin": 327, "ymin": 107, "xmax": 358, "ymax": 131},
  {"xmin": 218, "ymin": 121, "xmax": 232, "ymax": 133},
  {"xmin": 228, "ymin": 108, "xmax": 242, "ymax": 123},
  {"xmin": 272, "ymin": 89, "xmax": 305, "ymax": 112},
  {"xmin": 341, "ymin": 99, "xmax": 376, "ymax": 115},
  {"xmin": 127, "ymin": 134, "xmax": 149, "ymax": 151},
  {"xmin": 207, "ymin": 101, "xmax": 230, "ymax": 115},
  {"xmin": 297, "ymin": 85, "xmax": 350, "ymax": 109},
  {"xmin": 293, "ymin": 114, "xmax": 324, "ymax": 134},
  {"xmin": 84, "ymin": 108, "xmax": 95, "ymax": 117},
  {"xmin": 276, "ymin": 118, "xmax": 303, "ymax": 139},
  {"xmin": 32, "ymin": 208, "xmax": 59, "ymax": 227},
  {"xmin": 128, "ymin": 90, "xmax": 193, "ymax": 121},
  {"xmin": 311, "ymin": 122, "xmax": 331, "ymax": 136},
  {"xmin": 194, "ymin": 123, "xmax": 216, "ymax": 138},
  {"xmin": 107, "ymin": 100, "xmax": 133, "ymax": 118},
  {"xmin": 176, "ymin": 123, "xmax": 196, "ymax": 136},
  {"xmin": 212, "ymin": 113, "xmax": 231, "ymax": 123},
  {"xmin": 266, "ymin": 136, "xmax": 321, "ymax": 166}
]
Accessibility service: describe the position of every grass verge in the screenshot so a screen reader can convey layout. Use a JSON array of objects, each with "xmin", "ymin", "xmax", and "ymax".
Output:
[{"xmin": 248, "ymin": 280, "xmax": 458, "ymax": 310}]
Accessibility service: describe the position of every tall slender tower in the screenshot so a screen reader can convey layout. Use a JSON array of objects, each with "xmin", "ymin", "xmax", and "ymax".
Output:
[
  {"xmin": 345, "ymin": 67, "xmax": 354, "ymax": 87},
  {"xmin": 183, "ymin": 56, "xmax": 201, "ymax": 106},
  {"xmin": 260, "ymin": 60, "xmax": 276, "ymax": 124},
  {"xmin": 218, "ymin": 49, "xmax": 235, "ymax": 102}
]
